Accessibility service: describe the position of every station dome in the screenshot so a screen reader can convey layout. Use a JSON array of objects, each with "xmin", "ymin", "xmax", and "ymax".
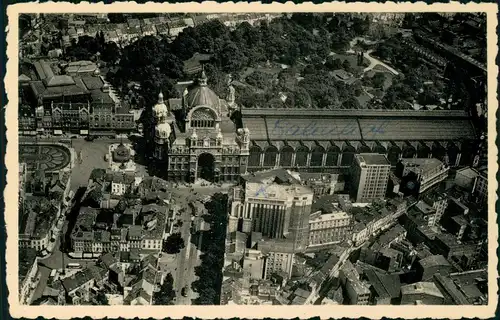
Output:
[{"xmin": 185, "ymin": 70, "xmax": 219, "ymax": 109}]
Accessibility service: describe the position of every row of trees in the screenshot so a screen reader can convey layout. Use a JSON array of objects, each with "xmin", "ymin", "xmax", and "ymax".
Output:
[
  {"xmin": 191, "ymin": 193, "xmax": 228, "ymax": 305},
  {"xmin": 153, "ymin": 273, "xmax": 176, "ymax": 305}
]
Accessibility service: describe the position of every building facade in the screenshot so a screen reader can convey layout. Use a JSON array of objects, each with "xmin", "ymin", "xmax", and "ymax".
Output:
[
  {"xmin": 151, "ymin": 71, "xmax": 249, "ymax": 183},
  {"xmin": 228, "ymin": 169, "xmax": 313, "ymax": 252},
  {"xmin": 308, "ymin": 210, "xmax": 352, "ymax": 246},
  {"xmin": 350, "ymin": 154, "xmax": 391, "ymax": 203}
]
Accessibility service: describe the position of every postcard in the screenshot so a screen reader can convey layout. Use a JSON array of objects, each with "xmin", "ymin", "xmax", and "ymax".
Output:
[{"xmin": 5, "ymin": 2, "xmax": 498, "ymax": 319}]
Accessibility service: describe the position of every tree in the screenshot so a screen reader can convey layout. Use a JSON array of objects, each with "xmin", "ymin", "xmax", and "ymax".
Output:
[
  {"xmin": 215, "ymin": 41, "xmax": 249, "ymax": 73},
  {"xmin": 192, "ymin": 193, "xmax": 228, "ymax": 305},
  {"xmin": 154, "ymin": 273, "xmax": 176, "ymax": 305},
  {"xmin": 371, "ymin": 73, "xmax": 387, "ymax": 89},
  {"xmin": 286, "ymin": 86, "xmax": 313, "ymax": 109},
  {"xmin": 342, "ymin": 97, "xmax": 362, "ymax": 109},
  {"xmin": 163, "ymin": 233, "xmax": 185, "ymax": 254},
  {"xmin": 341, "ymin": 59, "xmax": 352, "ymax": 72},
  {"xmin": 325, "ymin": 56, "xmax": 343, "ymax": 70},
  {"xmin": 101, "ymin": 42, "xmax": 121, "ymax": 65},
  {"xmin": 108, "ymin": 13, "xmax": 127, "ymax": 23},
  {"xmin": 86, "ymin": 188, "xmax": 103, "ymax": 208},
  {"xmin": 95, "ymin": 291, "xmax": 109, "ymax": 305},
  {"xmin": 245, "ymin": 70, "xmax": 273, "ymax": 89}
]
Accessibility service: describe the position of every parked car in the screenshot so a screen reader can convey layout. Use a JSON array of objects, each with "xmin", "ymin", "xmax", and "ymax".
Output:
[{"xmin": 181, "ymin": 287, "xmax": 188, "ymax": 297}]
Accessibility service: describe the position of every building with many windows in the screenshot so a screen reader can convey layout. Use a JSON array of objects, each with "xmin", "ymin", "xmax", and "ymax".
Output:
[
  {"xmin": 396, "ymin": 158, "xmax": 450, "ymax": 195},
  {"xmin": 308, "ymin": 210, "xmax": 352, "ymax": 247},
  {"xmin": 151, "ymin": 71, "xmax": 249, "ymax": 182},
  {"xmin": 228, "ymin": 169, "xmax": 313, "ymax": 252},
  {"xmin": 350, "ymin": 154, "xmax": 391, "ymax": 203},
  {"xmin": 241, "ymin": 108, "xmax": 479, "ymax": 175},
  {"xmin": 147, "ymin": 69, "xmax": 479, "ymax": 183}
]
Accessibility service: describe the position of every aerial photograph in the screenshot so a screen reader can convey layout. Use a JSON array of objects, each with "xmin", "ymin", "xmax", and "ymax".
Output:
[{"xmin": 17, "ymin": 12, "xmax": 488, "ymax": 306}]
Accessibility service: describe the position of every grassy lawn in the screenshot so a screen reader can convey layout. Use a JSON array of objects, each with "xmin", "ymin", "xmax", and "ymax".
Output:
[
  {"xmin": 331, "ymin": 53, "xmax": 370, "ymax": 72},
  {"xmin": 355, "ymin": 91, "xmax": 373, "ymax": 108}
]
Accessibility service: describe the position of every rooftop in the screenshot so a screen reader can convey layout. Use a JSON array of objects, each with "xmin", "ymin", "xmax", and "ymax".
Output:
[
  {"xmin": 356, "ymin": 153, "xmax": 390, "ymax": 166},
  {"xmin": 241, "ymin": 168, "xmax": 301, "ymax": 185},
  {"xmin": 81, "ymin": 76, "xmax": 104, "ymax": 90},
  {"xmin": 62, "ymin": 268, "xmax": 94, "ymax": 293},
  {"xmin": 243, "ymin": 116, "xmax": 475, "ymax": 142},
  {"xmin": 400, "ymin": 158, "xmax": 445, "ymax": 173},
  {"xmin": 401, "ymin": 282, "xmax": 444, "ymax": 298},
  {"xmin": 419, "ymin": 254, "xmax": 451, "ymax": 268},
  {"xmin": 365, "ymin": 269, "xmax": 401, "ymax": 299},
  {"xmin": 30, "ymin": 78, "xmax": 90, "ymax": 99},
  {"xmin": 376, "ymin": 223, "xmax": 406, "ymax": 245}
]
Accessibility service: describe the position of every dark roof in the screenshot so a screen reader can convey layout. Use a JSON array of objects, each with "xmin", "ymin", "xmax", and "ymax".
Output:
[
  {"xmin": 311, "ymin": 194, "xmax": 341, "ymax": 213},
  {"xmin": 81, "ymin": 76, "xmax": 104, "ymax": 90},
  {"xmin": 358, "ymin": 118, "xmax": 475, "ymax": 141},
  {"xmin": 377, "ymin": 224, "xmax": 406, "ymax": 245},
  {"xmin": 432, "ymin": 274, "xmax": 470, "ymax": 304},
  {"xmin": 62, "ymin": 268, "xmax": 94, "ymax": 292},
  {"xmin": 365, "ymin": 269, "xmax": 401, "ymax": 299},
  {"xmin": 419, "ymin": 254, "xmax": 451, "ymax": 268},
  {"xmin": 30, "ymin": 78, "xmax": 90, "ymax": 99},
  {"xmin": 99, "ymin": 252, "xmax": 119, "ymax": 268}
]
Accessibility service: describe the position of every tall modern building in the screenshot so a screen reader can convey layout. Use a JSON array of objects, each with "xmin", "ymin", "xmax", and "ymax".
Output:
[
  {"xmin": 350, "ymin": 154, "xmax": 391, "ymax": 203},
  {"xmin": 228, "ymin": 169, "xmax": 313, "ymax": 252}
]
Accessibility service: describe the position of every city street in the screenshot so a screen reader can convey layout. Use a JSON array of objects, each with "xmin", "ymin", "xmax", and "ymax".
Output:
[
  {"xmin": 158, "ymin": 195, "xmax": 202, "ymax": 304},
  {"xmin": 161, "ymin": 184, "xmax": 232, "ymax": 304}
]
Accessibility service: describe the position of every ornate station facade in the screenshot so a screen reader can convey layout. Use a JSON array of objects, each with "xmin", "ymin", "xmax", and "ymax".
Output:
[
  {"xmin": 151, "ymin": 71, "xmax": 249, "ymax": 183},
  {"xmin": 151, "ymin": 72, "xmax": 479, "ymax": 183}
]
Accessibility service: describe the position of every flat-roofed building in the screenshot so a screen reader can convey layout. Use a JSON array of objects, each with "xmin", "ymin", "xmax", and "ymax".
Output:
[
  {"xmin": 229, "ymin": 169, "xmax": 313, "ymax": 252},
  {"xmin": 257, "ymin": 239, "xmax": 295, "ymax": 280},
  {"xmin": 350, "ymin": 153, "xmax": 391, "ymax": 203},
  {"xmin": 397, "ymin": 158, "xmax": 450, "ymax": 195},
  {"xmin": 472, "ymin": 168, "xmax": 487, "ymax": 204}
]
